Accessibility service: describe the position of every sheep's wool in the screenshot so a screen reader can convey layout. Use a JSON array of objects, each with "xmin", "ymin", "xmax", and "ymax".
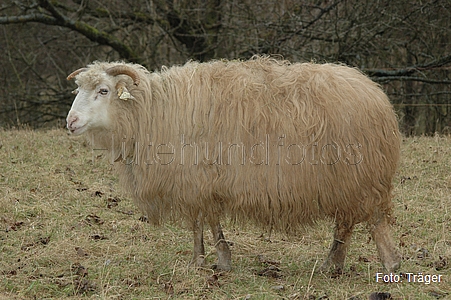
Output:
[{"xmin": 74, "ymin": 56, "xmax": 400, "ymax": 232}]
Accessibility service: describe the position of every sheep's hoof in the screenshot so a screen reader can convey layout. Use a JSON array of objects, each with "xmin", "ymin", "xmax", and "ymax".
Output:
[
  {"xmin": 191, "ymin": 256, "xmax": 206, "ymax": 269},
  {"xmin": 317, "ymin": 261, "xmax": 343, "ymax": 276},
  {"xmin": 316, "ymin": 260, "xmax": 330, "ymax": 273},
  {"xmin": 212, "ymin": 263, "xmax": 231, "ymax": 272},
  {"xmin": 384, "ymin": 260, "xmax": 401, "ymax": 273}
]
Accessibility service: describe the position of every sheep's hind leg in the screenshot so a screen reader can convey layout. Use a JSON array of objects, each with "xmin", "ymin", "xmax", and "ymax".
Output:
[
  {"xmin": 191, "ymin": 215, "xmax": 205, "ymax": 268},
  {"xmin": 370, "ymin": 214, "xmax": 401, "ymax": 272},
  {"xmin": 319, "ymin": 221, "xmax": 354, "ymax": 274},
  {"xmin": 209, "ymin": 219, "xmax": 232, "ymax": 271}
]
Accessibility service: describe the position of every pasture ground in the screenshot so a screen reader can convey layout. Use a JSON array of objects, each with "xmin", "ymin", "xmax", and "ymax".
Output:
[{"xmin": 0, "ymin": 129, "xmax": 450, "ymax": 299}]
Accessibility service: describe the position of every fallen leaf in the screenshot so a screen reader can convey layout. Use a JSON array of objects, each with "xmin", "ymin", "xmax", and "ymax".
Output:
[
  {"xmin": 163, "ymin": 281, "xmax": 174, "ymax": 295},
  {"xmin": 73, "ymin": 278, "xmax": 96, "ymax": 295},
  {"xmin": 427, "ymin": 289, "xmax": 448, "ymax": 299},
  {"xmin": 256, "ymin": 265, "xmax": 282, "ymax": 278},
  {"xmin": 432, "ymin": 256, "xmax": 447, "ymax": 271},
  {"xmin": 417, "ymin": 248, "xmax": 429, "ymax": 259},
  {"xmin": 106, "ymin": 196, "xmax": 120, "ymax": 208},
  {"xmin": 206, "ymin": 274, "xmax": 220, "ymax": 288},
  {"xmin": 1, "ymin": 269, "xmax": 17, "ymax": 276},
  {"xmin": 71, "ymin": 262, "xmax": 88, "ymax": 277},
  {"xmin": 92, "ymin": 191, "xmax": 104, "ymax": 197},
  {"xmin": 139, "ymin": 215, "xmax": 148, "ymax": 222},
  {"xmin": 85, "ymin": 214, "xmax": 104, "ymax": 225},
  {"xmin": 39, "ymin": 236, "xmax": 50, "ymax": 245},
  {"xmin": 358, "ymin": 256, "xmax": 371, "ymax": 263},
  {"xmin": 75, "ymin": 247, "xmax": 89, "ymax": 257},
  {"xmin": 256, "ymin": 254, "xmax": 280, "ymax": 266},
  {"xmin": 20, "ymin": 236, "xmax": 50, "ymax": 250},
  {"xmin": 90, "ymin": 234, "xmax": 108, "ymax": 240},
  {"xmin": 369, "ymin": 292, "xmax": 392, "ymax": 300},
  {"xmin": 6, "ymin": 221, "xmax": 24, "ymax": 232}
]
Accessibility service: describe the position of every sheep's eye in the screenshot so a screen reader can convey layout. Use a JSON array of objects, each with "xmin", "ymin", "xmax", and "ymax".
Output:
[
  {"xmin": 71, "ymin": 89, "xmax": 79, "ymax": 95},
  {"xmin": 99, "ymin": 88, "xmax": 109, "ymax": 95}
]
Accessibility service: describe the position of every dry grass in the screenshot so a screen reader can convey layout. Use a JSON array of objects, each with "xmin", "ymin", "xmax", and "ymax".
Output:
[{"xmin": 0, "ymin": 129, "xmax": 450, "ymax": 299}]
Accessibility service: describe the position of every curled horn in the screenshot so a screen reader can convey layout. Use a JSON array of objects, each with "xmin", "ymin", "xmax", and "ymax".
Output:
[
  {"xmin": 105, "ymin": 65, "xmax": 140, "ymax": 86},
  {"xmin": 67, "ymin": 68, "xmax": 88, "ymax": 80}
]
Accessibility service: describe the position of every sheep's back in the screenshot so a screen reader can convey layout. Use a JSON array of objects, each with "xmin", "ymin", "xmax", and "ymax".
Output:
[{"xmin": 132, "ymin": 58, "xmax": 400, "ymax": 229}]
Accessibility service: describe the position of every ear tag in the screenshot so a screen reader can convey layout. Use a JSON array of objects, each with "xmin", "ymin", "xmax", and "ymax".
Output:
[{"xmin": 117, "ymin": 86, "xmax": 133, "ymax": 100}]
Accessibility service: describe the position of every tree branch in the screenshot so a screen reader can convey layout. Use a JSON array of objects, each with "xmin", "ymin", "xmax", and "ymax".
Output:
[
  {"xmin": 153, "ymin": 0, "xmax": 222, "ymax": 61},
  {"xmin": 365, "ymin": 54, "xmax": 451, "ymax": 77},
  {"xmin": 0, "ymin": 0, "xmax": 142, "ymax": 64},
  {"xmin": 0, "ymin": 13, "xmax": 57, "ymax": 25},
  {"xmin": 373, "ymin": 76, "xmax": 451, "ymax": 84},
  {"xmin": 276, "ymin": 1, "xmax": 343, "ymax": 45}
]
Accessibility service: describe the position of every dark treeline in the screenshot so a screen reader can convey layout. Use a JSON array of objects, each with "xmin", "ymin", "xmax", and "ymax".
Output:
[{"xmin": 1, "ymin": 0, "xmax": 450, "ymax": 135}]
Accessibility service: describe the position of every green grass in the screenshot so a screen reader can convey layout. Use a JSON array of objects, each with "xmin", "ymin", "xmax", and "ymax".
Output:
[{"xmin": 0, "ymin": 129, "xmax": 450, "ymax": 299}]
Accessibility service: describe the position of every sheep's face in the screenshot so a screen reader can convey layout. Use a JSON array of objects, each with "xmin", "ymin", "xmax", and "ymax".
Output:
[
  {"xmin": 66, "ymin": 80, "xmax": 115, "ymax": 135},
  {"xmin": 66, "ymin": 63, "xmax": 140, "ymax": 135}
]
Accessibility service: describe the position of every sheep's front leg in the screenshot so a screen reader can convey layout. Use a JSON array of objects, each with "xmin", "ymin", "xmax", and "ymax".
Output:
[
  {"xmin": 191, "ymin": 215, "xmax": 205, "ymax": 268},
  {"xmin": 209, "ymin": 219, "xmax": 231, "ymax": 271}
]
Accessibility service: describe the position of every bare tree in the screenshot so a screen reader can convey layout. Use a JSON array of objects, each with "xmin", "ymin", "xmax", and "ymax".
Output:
[{"xmin": 1, "ymin": 0, "xmax": 450, "ymax": 134}]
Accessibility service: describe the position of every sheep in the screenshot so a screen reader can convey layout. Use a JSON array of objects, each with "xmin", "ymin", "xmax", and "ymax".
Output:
[{"xmin": 66, "ymin": 56, "xmax": 401, "ymax": 273}]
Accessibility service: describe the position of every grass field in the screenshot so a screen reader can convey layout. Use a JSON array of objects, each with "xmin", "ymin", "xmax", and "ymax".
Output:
[{"xmin": 0, "ymin": 129, "xmax": 450, "ymax": 299}]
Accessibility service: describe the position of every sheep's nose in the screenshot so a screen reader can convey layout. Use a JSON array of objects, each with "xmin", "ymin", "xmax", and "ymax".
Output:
[{"xmin": 67, "ymin": 116, "xmax": 78, "ymax": 130}]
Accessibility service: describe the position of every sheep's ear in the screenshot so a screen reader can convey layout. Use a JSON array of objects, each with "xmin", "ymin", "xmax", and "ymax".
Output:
[{"xmin": 117, "ymin": 86, "xmax": 135, "ymax": 101}]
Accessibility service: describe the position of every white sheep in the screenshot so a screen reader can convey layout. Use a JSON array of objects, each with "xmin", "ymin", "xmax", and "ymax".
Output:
[{"xmin": 66, "ymin": 56, "xmax": 401, "ymax": 273}]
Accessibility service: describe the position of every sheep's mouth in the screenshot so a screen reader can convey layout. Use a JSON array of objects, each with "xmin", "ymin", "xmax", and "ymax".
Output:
[{"xmin": 69, "ymin": 124, "xmax": 87, "ymax": 135}]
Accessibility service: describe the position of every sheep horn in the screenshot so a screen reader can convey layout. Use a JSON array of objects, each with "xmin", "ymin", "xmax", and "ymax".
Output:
[
  {"xmin": 105, "ymin": 65, "xmax": 140, "ymax": 86},
  {"xmin": 67, "ymin": 68, "xmax": 88, "ymax": 81}
]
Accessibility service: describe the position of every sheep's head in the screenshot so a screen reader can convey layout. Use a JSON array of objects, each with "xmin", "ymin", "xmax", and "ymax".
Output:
[{"xmin": 66, "ymin": 63, "xmax": 140, "ymax": 135}]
